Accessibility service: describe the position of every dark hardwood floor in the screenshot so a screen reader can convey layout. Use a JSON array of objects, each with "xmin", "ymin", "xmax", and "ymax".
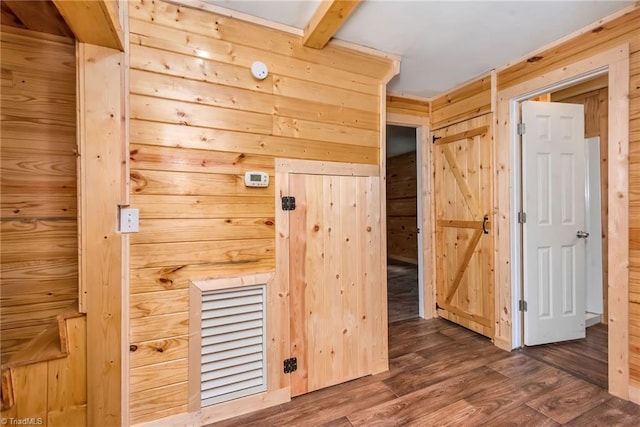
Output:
[
  {"xmin": 212, "ymin": 318, "xmax": 639, "ymax": 426},
  {"xmin": 387, "ymin": 260, "xmax": 419, "ymax": 323},
  {"xmin": 521, "ymin": 323, "xmax": 608, "ymax": 389}
]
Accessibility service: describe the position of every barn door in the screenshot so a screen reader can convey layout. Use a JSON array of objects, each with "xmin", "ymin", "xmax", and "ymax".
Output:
[
  {"xmin": 433, "ymin": 115, "xmax": 494, "ymax": 338},
  {"xmin": 284, "ymin": 166, "xmax": 384, "ymax": 397}
]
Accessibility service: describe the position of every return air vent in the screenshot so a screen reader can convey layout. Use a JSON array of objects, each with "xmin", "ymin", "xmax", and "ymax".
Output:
[{"xmin": 200, "ymin": 285, "xmax": 267, "ymax": 407}]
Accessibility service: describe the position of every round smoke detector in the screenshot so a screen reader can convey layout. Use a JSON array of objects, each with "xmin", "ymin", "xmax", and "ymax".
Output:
[{"xmin": 251, "ymin": 61, "xmax": 269, "ymax": 80}]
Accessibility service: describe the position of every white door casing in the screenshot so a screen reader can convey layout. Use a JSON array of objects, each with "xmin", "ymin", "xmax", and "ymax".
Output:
[{"xmin": 522, "ymin": 101, "xmax": 586, "ymax": 346}]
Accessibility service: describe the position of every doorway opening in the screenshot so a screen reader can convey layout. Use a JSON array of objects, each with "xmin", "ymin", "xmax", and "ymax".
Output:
[
  {"xmin": 386, "ymin": 124, "xmax": 420, "ymax": 323},
  {"xmin": 515, "ymin": 74, "xmax": 609, "ymax": 389}
]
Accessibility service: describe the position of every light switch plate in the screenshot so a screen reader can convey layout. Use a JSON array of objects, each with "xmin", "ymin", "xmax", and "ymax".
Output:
[{"xmin": 119, "ymin": 207, "xmax": 139, "ymax": 233}]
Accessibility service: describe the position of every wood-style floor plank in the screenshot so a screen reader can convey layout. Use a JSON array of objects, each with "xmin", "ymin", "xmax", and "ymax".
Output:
[
  {"xmin": 208, "ymin": 263, "xmax": 634, "ymax": 427},
  {"xmin": 209, "ymin": 317, "xmax": 640, "ymax": 427},
  {"xmin": 526, "ymin": 377, "xmax": 612, "ymax": 424}
]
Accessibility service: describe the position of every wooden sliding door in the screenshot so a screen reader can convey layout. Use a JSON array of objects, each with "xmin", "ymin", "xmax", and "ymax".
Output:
[{"xmin": 433, "ymin": 115, "xmax": 494, "ymax": 338}]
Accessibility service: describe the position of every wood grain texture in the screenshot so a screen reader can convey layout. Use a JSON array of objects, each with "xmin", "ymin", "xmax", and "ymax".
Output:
[
  {"xmin": 128, "ymin": 0, "xmax": 393, "ymax": 80},
  {"xmin": 433, "ymin": 114, "xmax": 494, "ymax": 338},
  {"xmin": 52, "ymin": 0, "xmax": 123, "ymax": 50},
  {"xmin": 126, "ymin": 0, "xmax": 391, "ymax": 421},
  {"xmin": 0, "ymin": 28, "xmax": 77, "ymax": 363},
  {"xmin": 493, "ymin": 44, "xmax": 633, "ymax": 400},
  {"xmin": 77, "ymin": 43, "xmax": 124, "ymax": 425},
  {"xmin": 2, "ymin": 1, "xmax": 72, "ymax": 37},
  {"xmin": 497, "ymin": 8, "xmax": 640, "ymax": 90},
  {"xmin": 386, "ymin": 94, "xmax": 430, "ymax": 118},
  {"xmin": 303, "ymin": 0, "xmax": 362, "ymax": 49},
  {"xmin": 1, "ymin": 315, "xmax": 87, "ymax": 426},
  {"xmin": 431, "ymin": 74, "xmax": 492, "ymax": 130},
  {"xmin": 209, "ymin": 318, "xmax": 640, "ymax": 427},
  {"xmin": 386, "ymin": 152, "xmax": 418, "ymax": 262}
]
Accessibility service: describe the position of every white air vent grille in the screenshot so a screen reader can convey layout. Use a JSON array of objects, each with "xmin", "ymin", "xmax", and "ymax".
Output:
[{"xmin": 200, "ymin": 285, "xmax": 267, "ymax": 407}]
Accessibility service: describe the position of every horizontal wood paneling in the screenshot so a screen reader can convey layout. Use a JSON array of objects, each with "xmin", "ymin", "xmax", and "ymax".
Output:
[
  {"xmin": 130, "ymin": 120, "xmax": 378, "ymax": 164},
  {"xmin": 497, "ymin": 8, "xmax": 640, "ymax": 90},
  {"xmin": 127, "ymin": 0, "xmax": 391, "ymax": 421},
  {"xmin": 130, "ymin": 239, "xmax": 274, "ymax": 269},
  {"xmin": 129, "ymin": 218, "xmax": 274, "ymax": 245},
  {"xmin": 130, "ymin": 169, "xmax": 275, "ymax": 197},
  {"xmin": 0, "ymin": 28, "xmax": 77, "ymax": 363},
  {"xmin": 130, "ymin": 358, "xmax": 189, "ymax": 394},
  {"xmin": 129, "ymin": 336, "xmax": 189, "ymax": 369},
  {"xmin": 431, "ymin": 74, "xmax": 492, "ymax": 130},
  {"xmin": 130, "ymin": 289, "xmax": 189, "ymax": 319},
  {"xmin": 128, "ymin": 18, "xmax": 379, "ymax": 95},
  {"xmin": 387, "ymin": 198, "xmax": 417, "ymax": 217},
  {"xmin": 386, "ymin": 95, "xmax": 430, "ymax": 118},
  {"xmin": 131, "ymin": 195, "xmax": 275, "ymax": 219},
  {"xmin": 130, "ymin": 144, "xmax": 273, "ymax": 175},
  {"xmin": 128, "ymin": 0, "xmax": 393, "ymax": 80},
  {"xmin": 386, "ymin": 152, "xmax": 418, "ymax": 262},
  {"xmin": 129, "ymin": 382, "xmax": 188, "ymax": 425},
  {"xmin": 130, "ymin": 312, "xmax": 189, "ymax": 343}
]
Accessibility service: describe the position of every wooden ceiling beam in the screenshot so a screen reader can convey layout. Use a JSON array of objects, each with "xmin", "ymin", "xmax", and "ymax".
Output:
[
  {"xmin": 303, "ymin": 0, "xmax": 362, "ymax": 49},
  {"xmin": 2, "ymin": 0, "xmax": 73, "ymax": 37},
  {"xmin": 52, "ymin": 0, "xmax": 124, "ymax": 51}
]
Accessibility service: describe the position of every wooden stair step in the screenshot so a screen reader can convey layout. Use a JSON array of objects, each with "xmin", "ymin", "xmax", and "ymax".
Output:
[
  {"xmin": 1, "ymin": 304, "xmax": 83, "ymax": 371},
  {"xmin": 2, "ymin": 322, "xmax": 65, "ymax": 370}
]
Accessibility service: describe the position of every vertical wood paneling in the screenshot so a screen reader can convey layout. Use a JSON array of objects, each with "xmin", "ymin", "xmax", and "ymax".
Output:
[
  {"xmin": 0, "ymin": 315, "xmax": 88, "ymax": 426},
  {"xmin": 0, "ymin": 27, "xmax": 77, "ymax": 364},
  {"xmin": 432, "ymin": 114, "xmax": 494, "ymax": 338},
  {"xmin": 126, "ymin": 0, "xmax": 393, "ymax": 423}
]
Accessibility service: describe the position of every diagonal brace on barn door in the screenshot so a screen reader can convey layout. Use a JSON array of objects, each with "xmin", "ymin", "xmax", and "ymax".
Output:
[
  {"xmin": 441, "ymin": 145, "xmax": 482, "ymax": 221},
  {"xmin": 445, "ymin": 228, "xmax": 483, "ymax": 304}
]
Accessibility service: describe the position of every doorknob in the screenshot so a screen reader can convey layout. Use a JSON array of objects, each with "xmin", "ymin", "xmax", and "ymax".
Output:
[{"xmin": 576, "ymin": 230, "xmax": 590, "ymax": 239}]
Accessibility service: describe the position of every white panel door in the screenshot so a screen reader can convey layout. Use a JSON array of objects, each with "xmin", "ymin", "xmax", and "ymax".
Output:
[{"xmin": 522, "ymin": 101, "xmax": 586, "ymax": 346}]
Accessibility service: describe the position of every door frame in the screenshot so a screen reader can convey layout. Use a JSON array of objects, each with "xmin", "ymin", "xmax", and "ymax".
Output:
[
  {"xmin": 495, "ymin": 45, "xmax": 630, "ymax": 398},
  {"xmin": 386, "ymin": 113, "xmax": 435, "ymax": 319}
]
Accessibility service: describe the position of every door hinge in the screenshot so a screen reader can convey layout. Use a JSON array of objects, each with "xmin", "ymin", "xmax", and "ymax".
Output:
[
  {"xmin": 417, "ymin": 227, "xmax": 421, "ymax": 234},
  {"xmin": 282, "ymin": 196, "xmax": 296, "ymax": 211},
  {"xmin": 517, "ymin": 123, "xmax": 526, "ymax": 135},
  {"xmin": 519, "ymin": 300, "xmax": 528, "ymax": 312},
  {"xmin": 518, "ymin": 211, "xmax": 527, "ymax": 224},
  {"xmin": 283, "ymin": 357, "xmax": 297, "ymax": 374}
]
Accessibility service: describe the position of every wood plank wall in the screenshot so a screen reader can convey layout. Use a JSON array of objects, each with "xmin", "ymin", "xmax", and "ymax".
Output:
[
  {"xmin": 495, "ymin": 7, "xmax": 640, "ymax": 388},
  {"xmin": 0, "ymin": 316, "xmax": 87, "ymax": 426},
  {"xmin": 0, "ymin": 26, "xmax": 77, "ymax": 363},
  {"xmin": 429, "ymin": 6, "xmax": 640, "ymax": 391},
  {"xmin": 126, "ymin": 0, "xmax": 393, "ymax": 423},
  {"xmin": 387, "ymin": 95, "xmax": 430, "ymax": 118},
  {"xmin": 386, "ymin": 151, "xmax": 418, "ymax": 263},
  {"xmin": 430, "ymin": 74, "xmax": 491, "ymax": 130}
]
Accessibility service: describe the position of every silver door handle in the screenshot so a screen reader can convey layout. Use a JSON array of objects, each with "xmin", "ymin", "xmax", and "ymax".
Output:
[{"xmin": 576, "ymin": 230, "xmax": 590, "ymax": 239}]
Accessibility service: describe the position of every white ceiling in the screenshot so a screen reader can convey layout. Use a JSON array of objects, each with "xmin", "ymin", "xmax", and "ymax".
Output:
[{"xmin": 207, "ymin": 1, "xmax": 633, "ymax": 97}]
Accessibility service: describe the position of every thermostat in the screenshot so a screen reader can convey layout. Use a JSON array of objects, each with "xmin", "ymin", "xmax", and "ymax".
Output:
[{"xmin": 244, "ymin": 171, "xmax": 269, "ymax": 187}]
